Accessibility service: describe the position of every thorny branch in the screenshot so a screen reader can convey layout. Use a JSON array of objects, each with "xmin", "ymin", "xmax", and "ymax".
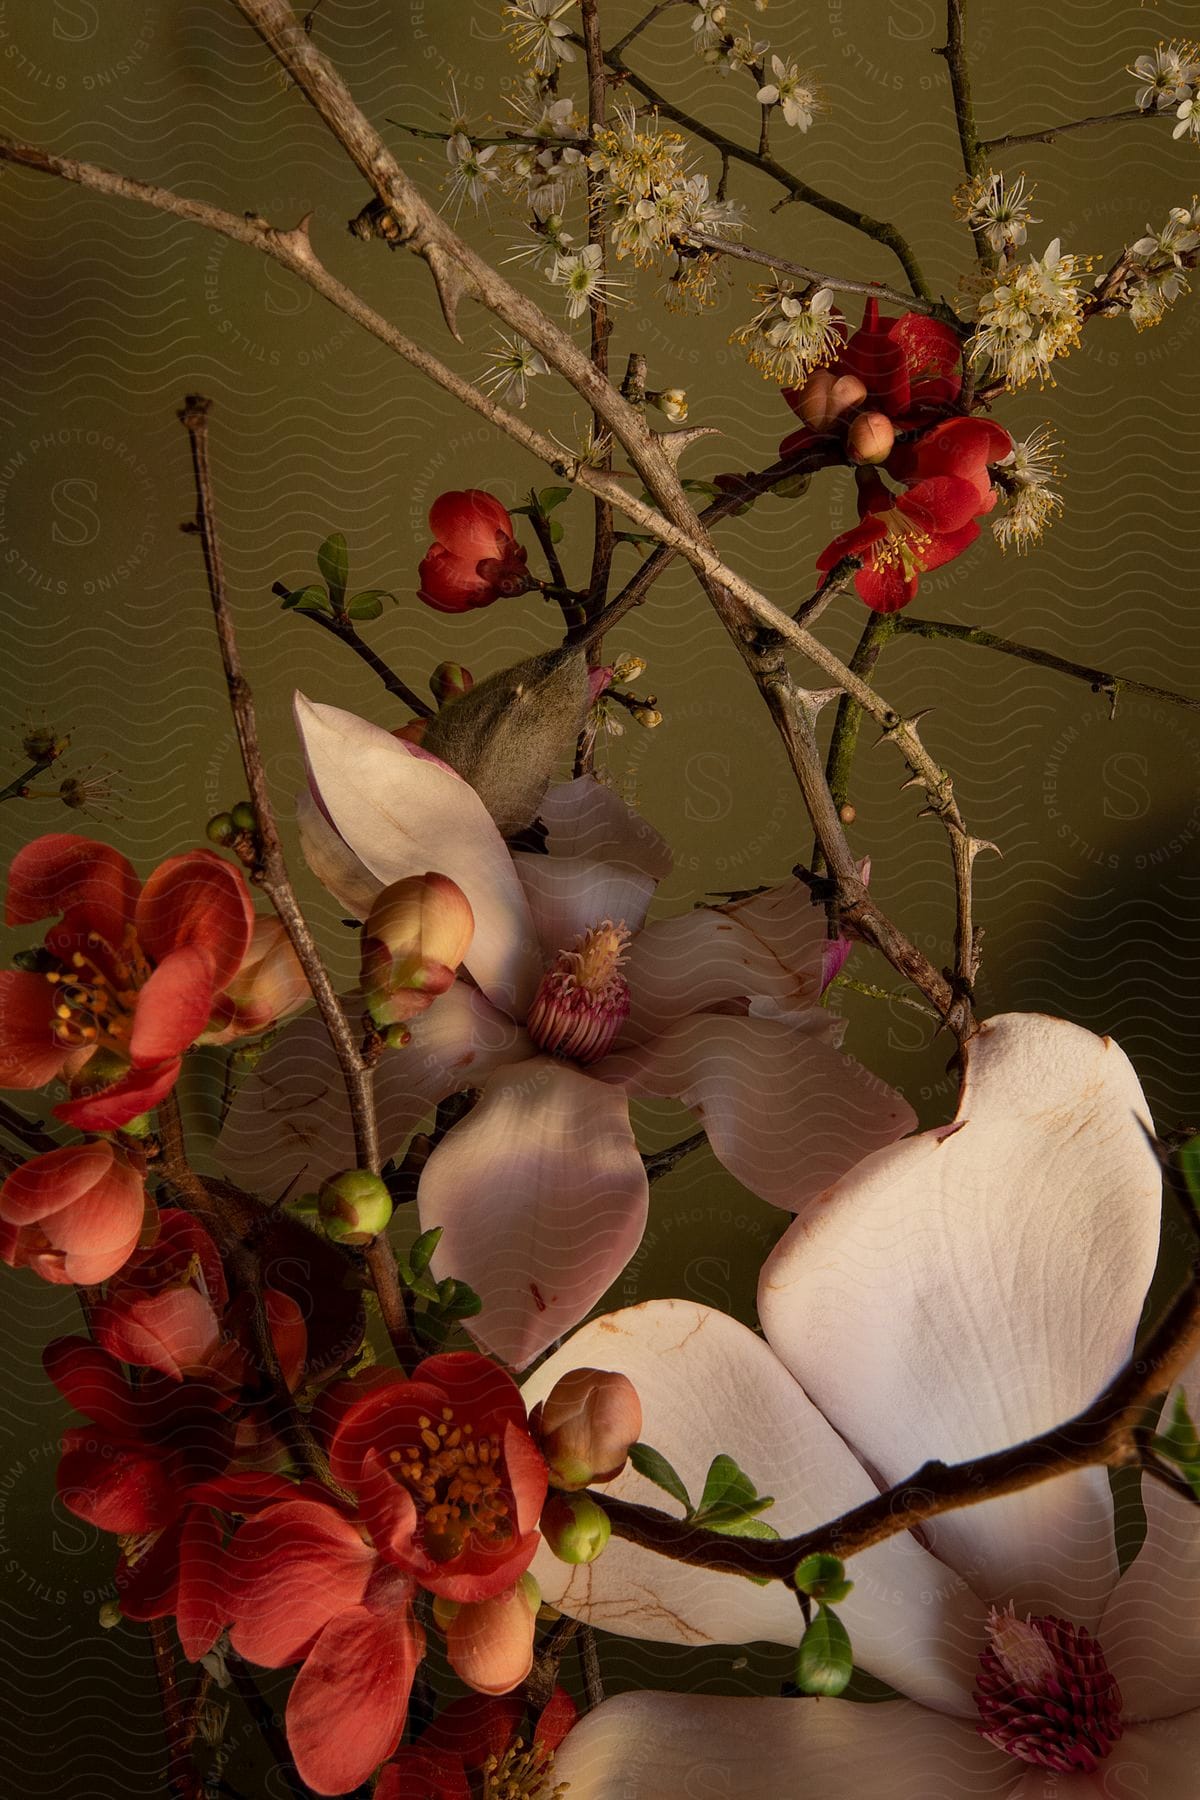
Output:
[{"xmin": 177, "ymin": 395, "xmax": 415, "ymax": 1369}]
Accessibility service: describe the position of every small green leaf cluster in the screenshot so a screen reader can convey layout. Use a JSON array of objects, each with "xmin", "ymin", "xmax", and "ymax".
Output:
[{"xmin": 280, "ymin": 532, "xmax": 397, "ymax": 620}]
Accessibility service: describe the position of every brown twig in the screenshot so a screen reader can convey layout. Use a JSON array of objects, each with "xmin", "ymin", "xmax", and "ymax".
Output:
[
  {"xmin": 642, "ymin": 1131, "xmax": 706, "ymax": 1182},
  {"xmin": 269, "ymin": 584, "xmax": 431, "ymax": 716},
  {"xmin": 594, "ymin": 1251, "xmax": 1200, "ymax": 1582},
  {"xmin": 937, "ymin": 0, "xmax": 983, "ymax": 182},
  {"xmin": 980, "ymin": 107, "xmax": 1148, "ymax": 154},
  {"xmin": 177, "ymin": 395, "xmax": 415, "ymax": 1370},
  {"xmin": 0, "ymin": 1097, "xmax": 63, "ymax": 1156},
  {"xmin": 677, "ymin": 233, "xmax": 963, "ymax": 323},
  {"xmin": 150, "ymin": 1618, "xmax": 202, "ymax": 1799},
  {"xmin": 896, "ymin": 616, "xmax": 1200, "ymax": 714}
]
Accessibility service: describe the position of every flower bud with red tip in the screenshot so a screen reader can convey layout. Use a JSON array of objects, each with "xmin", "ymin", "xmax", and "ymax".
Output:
[
  {"xmin": 540, "ymin": 1491, "xmax": 612, "ymax": 1564},
  {"xmin": 418, "ymin": 491, "xmax": 532, "ymax": 614},
  {"xmin": 318, "ymin": 1169, "xmax": 394, "ymax": 1245},
  {"xmin": 361, "ymin": 872, "xmax": 474, "ymax": 1030},
  {"xmin": 203, "ymin": 917, "xmax": 309, "ymax": 1043},
  {"xmin": 792, "ymin": 366, "xmax": 868, "ymax": 432},
  {"xmin": 0, "ymin": 1141, "xmax": 151, "ymax": 1286},
  {"xmin": 532, "ymin": 1365, "xmax": 642, "ymax": 1489},
  {"xmin": 430, "ymin": 661, "xmax": 475, "ymax": 707},
  {"xmin": 437, "ymin": 1573, "xmax": 540, "ymax": 1694}
]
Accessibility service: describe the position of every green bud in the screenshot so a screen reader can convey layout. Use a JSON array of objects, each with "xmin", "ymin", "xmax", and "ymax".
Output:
[
  {"xmin": 98, "ymin": 1601, "xmax": 123, "ymax": 1630},
  {"xmin": 540, "ymin": 1492, "xmax": 612, "ymax": 1565},
  {"xmin": 793, "ymin": 1552, "xmax": 853, "ymax": 1606},
  {"xmin": 206, "ymin": 812, "xmax": 236, "ymax": 846},
  {"xmin": 429, "ymin": 660, "xmax": 474, "ymax": 707},
  {"xmin": 317, "ymin": 1169, "xmax": 394, "ymax": 1245},
  {"xmin": 117, "ymin": 1112, "xmax": 154, "ymax": 1141},
  {"xmin": 230, "ymin": 801, "xmax": 258, "ymax": 833}
]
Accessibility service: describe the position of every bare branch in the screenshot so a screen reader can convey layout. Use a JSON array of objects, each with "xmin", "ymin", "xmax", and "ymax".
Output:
[
  {"xmin": 980, "ymin": 107, "xmax": 1148, "ymax": 154},
  {"xmin": 897, "ymin": 616, "xmax": 1200, "ymax": 714},
  {"xmin": 679, "ymin": 232, "xmax": 962, "ymax": 322}
]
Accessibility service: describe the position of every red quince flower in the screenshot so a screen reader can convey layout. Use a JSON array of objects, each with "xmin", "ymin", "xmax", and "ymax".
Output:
[
  {"xmin": 220, "ymin": 1492, "xmax": 425, "ymax": 1795},
  {"xmin": 323, "ymin": 1351, "xmax": 549, "ymax": 1602},
  {"xmin": 0, "ymin": 1140, "xmax": 151, "ymax": 1285},
  {"xmin": 202, "ymin": 917, "xmax": 310, "ymax": 1045},
  {"xmin": 0, "ymin": 834, "xmax": 255, "ymax": 1129},
  {"xmin": 418, "ymin": 490, "xmax": 533, "ymax": 614},
  {"xmin": 887, "ymin": 414, "xmax": 1013, "ymax": 507},
  {"xmin": 45, "ymin": 1336, "xmax": 234, "ymax": 1538},
  {"xmin": 378, "ymin": 1687, "xmax": 577, "ymax": 1800},
  {"xmin": 780, "ymin": 297, "xmax": 963, "ymax": 457}
]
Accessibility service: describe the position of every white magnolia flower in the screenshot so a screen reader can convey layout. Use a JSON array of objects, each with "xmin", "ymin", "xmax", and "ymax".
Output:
[
  {"xmin": 1174, "ymin": 94, "xmax": 1200, "ymax": 142},
  {"xmin": 480, "ymin": 333, "xmax": 549, "ymax": 409},
  {"xmin": 502, "ymin": 0, "xmax": 577, "ymax": 75},
  {"xmin": 1129, "ymin": 40, "xmax": 1200, "ymax": 112},
  {"xmin": 756, "ymin": 54, "xmax": 820, "ymax": 131},
  {"xmin": 525, "ymin": 1015, "xmax": 1183, "ymax": 1799}
]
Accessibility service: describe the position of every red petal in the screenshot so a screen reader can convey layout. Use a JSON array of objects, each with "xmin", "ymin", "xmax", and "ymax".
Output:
[
  {"xmin": 429, "ymin": 490, "xmax": 514, "ymax": 561},
  {"xmin": 357, "ymin": 1447, "xmax": 421, "ymax": 1567},
  {"xmin": 0, "ymin": 1142, "xmax": 120, "ymax": 1226},
  {"xmin": 899, "ymin": 474, "xmax": 983, "ymax": 534},
  {"xmin": 57, "ymin": 1433, "xmax": 175, "ymax": 1534},
  {"xmin": 92, "ymin": 1287, "xmax": 222, "ymax": 1380},
  {"xmin": 135, "ymin": 851, "xmax": 255, "ymax": 990},
  {"xmin": 890, "ymin": 312, "xmax": 962, "ymax": 382},
  {"xmin": 418, "ymin": 545, "xmax": 495, "ymax": 612},
  {"xmin": 376, "ymin": 1748, "xmax": 469, "ymax": 1800},
  {"xmin": 5, "ymin": 834, "xmax": 139, "ymax": 938},
  {"xmin": 856, "ymin": 561, "xmax": 917, "ymax": 613},
  {"xmin": 815, "ymin": 517, "xmax": 885, "ymax": 572},
  {"xmin": 421, "ymin": 1694, "xmax": 524, "ymax": 1770},
  {"xmin": 502, "ymin": 1418, "xmax": 549, "ymax": 1536},
  {"xmin": 44, "ymin": 1336, "xmax": 139, "ymax": 1432},
  {"xmin": 224, "ymin": 1498, "xmax": 374, "ymax": 1667},
  {"xmin": 285, "ymin": 1592, "xmax": 423, "ymax": 1795},
  {"xmin": 265, "ymin": 1288, "xmax": 307, "ymax": 1391},
  {"xmin": 536, "ymin": 1686, "xmax": 578, "ymax": 1750},
  {"xmin": 175, "ymin": 1505, "xmax": 228, "ymax": 1659},
  {"xmin": 54, "ymin": 1057, "xmax": 181, "ymax": 1131},
  {"xmin": 117, "ymin": 1516, "xmax": 184, "ymax": 1622},
  {"xmin": 412, "ymin": 1352, "xmax": 529, "ymax": 1437},
  {"xmin": 112, "ymin": 1209, "xmax": 228, "ymax": 1311},
  {"xmin": 131, "ymin": 946, "xmax": 220, "ymax": 1064},
  {"xmin": 0, "ymin": 971, "xmax": 67, "ymax": 1088}
]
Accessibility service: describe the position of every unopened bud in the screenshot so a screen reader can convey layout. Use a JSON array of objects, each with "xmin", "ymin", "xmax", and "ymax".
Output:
[
  {"xmin": 98, "ymin": 1601, "xmax": 123, "ymax": 1629},
  {"xmin": 429, "ymin": 661, "xmax": 475, "ymax": 707},
  {"xmin": 846, "ymin": 409, "xmax": 896, "ymax": 465},
  {"xmin": 317, "ymin": 1169, "xmax": 394, "ymax": 1245},
  {"xmin": 206, "ymin": 812, "xmax": 236, "ymax": 846},
  {"xmin": 631, "ymin": 707, "xmax": 663, "ymax": 729},
  {"xmin": 230, "ymin": 801, "xmax": 258, "ymax": 834},
  {"xmin": 391, "ymin": 720, "xmax": 428, "ymax": 747},
  {"xmin": 361, "ymin": 872, "xmax": 474, "ymax": 1029},
  {"xmin": 441, "ymin": 1574, "xmax": 540, "ymax": 1695},
  {"xmin": 23, "ymin": 725, "xmax": 70, "ymax": 763},
  {"xmin": 649, "ymin": 387, "xmax": 688, "ymax": 423},
  {"xmin": 534, "ymin": 1366, "xmax": 642, "ymax": 1488},
  {"xmin": 612, "ymin": 654, "xmax": 646, "ymax": 684},
  {"xmin": 839, "ymin": 802, "xmax": 856, "ymax": 825},
  {"xmin": 540, "ymin": 1492, "xmax": 612, "ymax": 1565}
]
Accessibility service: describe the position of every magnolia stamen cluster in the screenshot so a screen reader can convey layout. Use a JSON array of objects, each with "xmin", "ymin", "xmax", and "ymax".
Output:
[
  {"xmin": 969, "ymin": 239, "xmax": 1092, "ymax": 389},
  {"xmin": 732, "ymin": 282, "xmax": 841, "ymax": 384}
]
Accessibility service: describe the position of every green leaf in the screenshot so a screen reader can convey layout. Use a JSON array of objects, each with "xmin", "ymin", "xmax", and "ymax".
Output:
[
  {"xmin": 317, "ymin": 532, "xmax": 350, "ymax": 604},
  {"xmin": 793, "ymin": 1552, "xmax": 854, "ymax": 1606},
  {"xmin": 400, "ymin": 1266, "xmax": 441, "ymax": 1304},
  {"xmin": 409, "ymin": 1227, "xmax": 443, "ymax": 1277},
  {"xmin": 346, "ymin": 594, "xmax": 384, "ymax": 621},
  {"xmin": 538, "ymin": 485, "xmax": 573, "ymax": 512},
  {"xmin": 547, "ymin": 518, "xmax": 565, "ymax": 544},
  {"xmin": 697, "ymin": 1453, "xmax": 769, "ymax": 1517},
  {"xmin": 681, "ymin": 478, "xmax": 721, "ymax": 500},
  {"xmin": 1152, "ymin": 1390, "xmax": 1200, "ymax": 1497},
  {"xmin": 1178, "ymin": 1135, "xmax": 1200, "ymax": 1214},
  {"xmin": 628, "ymin": 1442, "xmax": 691, "ymax": 1513},
  {"xmin": 795, "ymin": 1605, "xmax": 853, "ymax": 1697},
  {"xmin": 281, "ymin": 584, "xmax": 330, "ymax": 614},
  {"xmin": 436, "ymin": 1278, "xmax": 483, "ymax": 1320}
]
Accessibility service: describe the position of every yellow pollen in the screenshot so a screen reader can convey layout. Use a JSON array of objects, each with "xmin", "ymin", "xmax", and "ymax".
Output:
[
  {"xmin": 386, "ymin": 1404, "xmax": 511, "ymax": 1561},
  {"xmin": 871, "ymin": 509, "xmax": 933, "ymax": 580}
]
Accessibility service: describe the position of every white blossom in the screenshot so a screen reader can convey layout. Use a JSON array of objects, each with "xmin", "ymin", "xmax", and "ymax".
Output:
[
  {"xmin": 548, "ymin": 243, "xmax": 623, "ymax": 320},
  {"xmin": 444, "ymin": 133, "xmax": 498, "ymax": 213},
  {"xmin": 1128, "ymin": 40, "xmax": 1200, "ymax": 112},
  {"xmin": 969, "ymin": 238, "xmax": 1090, "ymax": 389},
  {"xmin": 480, "ymin": 334, "xmax": 550, "ymax": 409},
  {"xmin": 953, "ymin": 170, "xmax": 1039, "ymax": 256},
  {"xmin": 756, "ymin": 54, "xmax": 820, "ymax": 131},
  {"xmin": 502, "ymin": 0, "xmax": 578, "ymax": 76},
  {"xmin": 1174, "ymin": 94, "xmax": 1200, "ymax": 142},
  {"xmin": 992, "ymin": 427, "xmax": 1063, "ymax": 552},
  {"xmin": 731, "ymin": 282, "xmax": 842, "ymax": 383}
]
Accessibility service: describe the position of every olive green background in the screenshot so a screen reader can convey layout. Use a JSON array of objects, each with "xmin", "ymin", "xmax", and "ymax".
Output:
[{"xmin": 1, "ymin": 1, "xmax": 1199, "ymax": 1792}]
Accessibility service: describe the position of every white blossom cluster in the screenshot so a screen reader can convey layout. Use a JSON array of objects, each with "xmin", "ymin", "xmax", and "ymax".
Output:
[
  {"xmin": 991, "ymin": 427, "xmax": 1063, "ymax": 552},
  {"xmin": 501, "ymin": 0, "xmax": 577, "ymax": 76},
  {"xmin": 689, "ymin": 3, "xmax": 818, "ymax": 132},
  {"xmin": 1123, "ymin": 200, "xmax": 1200, "ymax": 329},
  {"xmin": 969, "ymin": 239, "xmax": 1091, "ymax": 389},
  {"xmin": 953, "ymin": 170, "xmax": 1039, "ymax": 256},
  {"xmin": 1129, "ymin": 40, "xmax": 1200, "ymax": 141},
  {"xmin": 730, "ymin": 282, "xmax": 841, "ymax": 383}
]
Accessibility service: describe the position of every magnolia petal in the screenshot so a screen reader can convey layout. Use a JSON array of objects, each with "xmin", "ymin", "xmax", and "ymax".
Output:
[
  {"xmin": 217, "ymin": 984, "xmax": 528, "ymax": 1200},
  {"xmin": 294, "ymin": 696, "xmax": 541, "ymax": 1015},
  {"xmin": 540, "ymin": 779, "xmax": 672, "ymax": 883},
  {"xmin": 514, "ymin": 854, "xmax": 657, "ymax": 964},
  {"xmin": 759, "ymin": 1013, "xmax": 1160, "ymax": 1627},
  {"xmin": 522, "ymin": 1301, "xmax": 984, "ymax": 1712},
  {"xmin": 1070, "ymin": 1712, "xmax": 1200, "ymax": 1796},
  {"xmin": 296, "ymin": 787, "xmax": 383, "ymax": 918},
  {"xmin": 552, "ymin": 1693, "xmax": 1019, "ymax": 1800},
  {"xmin": 1098, "ymin": 1348, "xmax": 1200, "ymax": 1721},
  {"xmin": 421, "ymin": 1059, "xmax": 648, "ymax": 1370},
  {"xmin": 598, "ymin": 1013, "xmax": 915, "ymax": 1213}
]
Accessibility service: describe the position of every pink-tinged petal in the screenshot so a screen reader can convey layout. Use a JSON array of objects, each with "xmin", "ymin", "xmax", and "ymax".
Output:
[
  {"xmin": 552, "ymin": 1693, "xmax": 1019, "ymax": 1800},
  {"xmin": 135, "ymin": 851, "xmax": 255, "ymax": 989},
  {"xmin": 130, "ymin": 946, "xmax": 219, "ymax": 1065},
  {"xmin": 225, "ymin": 1498, "xmax": 375, "ymax": 1667},
  {"xmin": 618, "ymin": 882, "xmax": 829, "ymax": 1045},
  {"xmin": 217, "ymin": 983, "xmax": 528, "ymax": 1200},
  {"xmin": 57, "ymin": 1432, "xmax": 175, "ymax": 1534},
  {"xmin": 521, "ymin": 1301, "xmax": 984, "ymax": 1711},
  {"xmin": 1071, "ymin": 1715, "xmax": 1200, "ymax": 1795},
  {"xmin": 515, "ymin": 855, "xmax": 657, "ymax": 965},
  {"xmin": 92, "ymin": 1287, "xmax": 221, "ymax": 1380},
  {"xmin": 598, "ymin": 1013, "xmax": 915, "ymax": 1213},
  {"xmin": 286, "ymin": 1586, "xmax": 423, "ymax": 1796},
  {"xmin": 759, "ymin": 1012, "xmax": 1161, "ymax": 1628},
  {"xmin": 295, "ymin": 696, "xmax": 541, "ymax": 1016},
  {"xmin": 0, "ymin": 1142, "xmax": 120, "ymax": 1226},
  {"xmin": 296, "ymin": 787, "xmax": 383, "ymax": 918},
  {"xmin": 1098, "ymin": 1345, "xmax": 1200, "ymax": 1720},
  {"xmin": 539, "ymin": 778, "xmax": 673, "ymax": 886},
  {"xmin": 5, "ymin": 833, "xmax": 139, "ymax": 938},
  {"xmin": 421, "ymin": 1059, "xmax": 648, "ymax": 1370},
  {"xmin": 444, "ymin": 1582, "xmax": 538, "ymax": 1695},
  {"xmin": 54, "ymin": 1056, "xmax": 181, "ymax": 1131},
  {"xmin": 0, "ymin": 971, "xmax": 67, "ymax": 1087}
]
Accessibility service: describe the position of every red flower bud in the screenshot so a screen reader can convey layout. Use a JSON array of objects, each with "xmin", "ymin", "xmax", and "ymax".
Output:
[
  {"xmin": 0, "ymin": 1141, "xmax": 151, "ymax": 1286},
  {"xmin": 794, "ymin": 367, "xmax": 868, "ymax": 431},
  {"xmin": 846, "ymin": 409, "xmax": 897, "ymax": 465},
  {"xmin": 361, "ymin": 872, "xmax": 474, "ymax": 1029},
  {"xmin": 533, "ymin": 1366, "xmax": 642, "ymax": 1489},
  {"xmin": 204, "ymin": 917, "xmax": 310, "ymax": 1043},
  {"xmin": 418, "ymin": 491, "xmax": 532, "ymax": 614}
]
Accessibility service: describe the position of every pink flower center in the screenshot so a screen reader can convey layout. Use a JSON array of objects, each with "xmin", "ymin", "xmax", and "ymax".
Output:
[
  {"xmin": 974, "ymin": 1605, "xmax": 1124, "ymax": 1773},
  {"xmin": 526, "ymin": 919, "xmax": 631, "ymax": 1066},
  {"xmin": 871, "ymin": 507, "xmax": 933, "ymax": 580}
]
